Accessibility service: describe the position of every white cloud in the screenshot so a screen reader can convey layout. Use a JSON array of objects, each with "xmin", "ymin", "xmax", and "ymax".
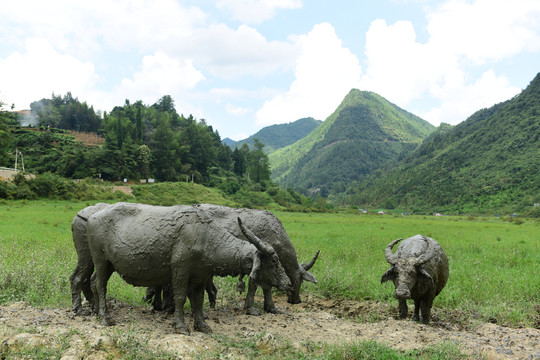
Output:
[
  {"xmin": 358, "ymin": 0, "xmax": 538, "ymax": 126},
  {"xmin": 176, "ymin": 24, "xmax": 297, "ymax": 79},
  {"xmin": 217, "ymin": 0, "xmax": 302, "ymax": 25},
  {"xmin": 427, "ymin": 0, "xmax": 540, "ymax": 64},
  {"xmin": 106, "ymin": 52, "xmax": 205, "ymax": 110},
  {"xmin": 256, "ymin": 23, "xmax": 362, "ymax": 126},
  {"xmin": 0, "ymin": 38, "xmax": 97, "ymax": 110},
  {"xmin": 420, "ymin": 70, "xmax": 519, "ymax": 124},
  {"xmin": 225, "ymin": 103, "xmax": 251, "ymax": 116},
  {"xmin": 0, "ymin": 0, "xmax": 207, "ymax": 56}
]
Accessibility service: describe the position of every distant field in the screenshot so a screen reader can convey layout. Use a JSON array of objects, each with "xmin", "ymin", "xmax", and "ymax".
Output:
[{"xmin": 0, "ymin": 200, "xmax": 538, "ymax": 327}]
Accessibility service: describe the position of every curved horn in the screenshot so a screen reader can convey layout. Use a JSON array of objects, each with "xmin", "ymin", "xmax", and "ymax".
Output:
[
  {"xmin": 413, "ymin": 236, "xmax": 436, "ymax": 266},
  {"xmin": 237, "ymin": 217, "xmax": 274, "ymax": 255},
  {"xmin": 385, "ymin": 238, "xmax": 402, "ymax": 265},
  {"xmin": 302, "ymin": 250, "xmax": 320, "ymax": 271}
]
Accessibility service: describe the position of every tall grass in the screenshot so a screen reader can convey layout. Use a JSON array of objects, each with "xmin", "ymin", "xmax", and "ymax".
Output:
[
  {"xmin": 276, "ymin": 211, "xmax": 539, "ymax": 326},
  {"xmin": 0, "ymin": 200, "xmax": 148, "ymax": 307},
  {"xmin": 0, "ymin": 200, "xmax": 538, "ymax": 327}
]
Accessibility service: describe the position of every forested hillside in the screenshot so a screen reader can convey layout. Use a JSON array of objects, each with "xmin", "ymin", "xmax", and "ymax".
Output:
[
  {"xmin": 0, "ymin": 94, "xmax": 316, "ymax": 209},
  {"xmin": 270, "ymin": 90, "xmax": 435, "ymax": 197},
  {"xmin": 228, "ymin": 117, "xmax": 322, "ymax": 153},
  {"xmin": 346, "ymin": 73, "xmax": 540, "ymax": 215}
]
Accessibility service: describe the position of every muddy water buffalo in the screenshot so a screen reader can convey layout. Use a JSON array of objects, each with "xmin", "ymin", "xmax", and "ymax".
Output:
[
  {"xmin": 86, "ymin": 202, "xmax": 291, "ymax": 334},
  {"xmin": 70, "ymin": 203, "xmax": 110, "ymax": 315},
  {"xmin": 194, "ymin": 204, "xmax": 319, "ymax": 315},
  {"xmin": 381, "ymin": 235, "xmax": 449, "ymax": 324}
]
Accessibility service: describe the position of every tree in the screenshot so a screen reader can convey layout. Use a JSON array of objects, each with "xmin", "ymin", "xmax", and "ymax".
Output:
[
  {"xmin": 137, "ymin": 144, "xmax": 151, "ymax": 179},
  {"xmin": 0, "ymin": 101, "xmax": 12, "ymax": 166},
  {"xmin": 247, "ymin": 139, "xmax": 270, "ymax": 183},
  {"xmin": 151, "ymin": 115, "xmax": 176, "ymax": 181},
  {"xmin": 233, "ymin": 144, "xmax": 249, "ymax": 177},
  {"xmin": 135, "ymin": 101, "xmax": 144, "ymax": 144}
]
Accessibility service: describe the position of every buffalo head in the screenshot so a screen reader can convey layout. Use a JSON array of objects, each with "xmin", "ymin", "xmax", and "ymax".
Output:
[
  {"xmin": 287, "ymin": 250, "xmax": 320, "ymax": 304},
  {"xmin": 238, "ymin": 218, "xmax": 292, "ymax": 292},
  {"xmin": 381, "ymin": 237, "xmax": 435, "ymax": 299}
]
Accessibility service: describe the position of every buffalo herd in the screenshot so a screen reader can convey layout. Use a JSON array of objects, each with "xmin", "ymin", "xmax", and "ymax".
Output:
[{"xmin": 70, "ymin": 202, "xmax": 448, "ymax": 334}]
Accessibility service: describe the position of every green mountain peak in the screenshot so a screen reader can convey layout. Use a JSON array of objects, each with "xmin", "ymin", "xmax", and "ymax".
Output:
[{"xmin": 269, "ymin": 89, "xmax": 435, "ymax": 197}]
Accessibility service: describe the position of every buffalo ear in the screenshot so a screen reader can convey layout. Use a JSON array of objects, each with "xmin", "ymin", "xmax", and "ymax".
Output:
[
  {"xmin": 381, "ymin": 267, "xmax": 396, "ymax": 283},
  {"xmin": 417, "ymin": 267, "xmax": 434, "ymax": 287},
  {"xmin": 301, "ymin": 269, "xmax": 318, "ymax": 284}
]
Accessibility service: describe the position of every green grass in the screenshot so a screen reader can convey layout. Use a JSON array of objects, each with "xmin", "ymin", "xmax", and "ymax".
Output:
[
  {"xmin": 275, "ymin": 211, "xmax": 539, "ymax": 327},
  {"xmin": 0, "ymin": 200, "xmax": 538, "ymax": 329},
  {"xmin": 207, "ymin": 333, "xmax": 466, "ymax": 360},
  {"xmin": 0, "ymin": 200, "xmax": 149, "ymax": 308}
]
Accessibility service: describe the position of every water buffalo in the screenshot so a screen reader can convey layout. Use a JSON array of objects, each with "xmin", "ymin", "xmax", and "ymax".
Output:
[
  {"xmin": 70, "ymin": 202, "xmax": 110, "ymax": 315},
  {"xmin": 381, "ymin": 235, "xmax": 449, "ymax": 323},
  {"xmin": 86, "ymin": 202, "xmax": 291, "ymax": 334},
  {"xmin": 193, "ymin": 204, "xmax": 319, "ymax": 315},
  {"xmin": 71, "ymin": 203, "xmax": 213, "ymax": 314}
]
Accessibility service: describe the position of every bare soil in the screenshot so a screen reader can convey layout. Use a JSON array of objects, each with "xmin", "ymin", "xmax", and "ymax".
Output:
[{"xmin": 1, "ymin": 295, "xmax": 538, "ymax": 359}]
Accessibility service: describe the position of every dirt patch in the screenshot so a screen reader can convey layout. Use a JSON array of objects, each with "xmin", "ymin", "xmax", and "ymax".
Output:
[
  {"xmin": 112, "ymin": 186, "xmax": 134, "ymax": 197},
  {"xmin": 1, "ymin": 295, "xmax": 538, "ymax": 359}
]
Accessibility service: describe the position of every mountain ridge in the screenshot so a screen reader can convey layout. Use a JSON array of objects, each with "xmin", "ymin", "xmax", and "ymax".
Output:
[
  {"xmin": 270, "ymin": 89, "xmax": 435, "ymax": 196},
  {"xmin": 347, "ymin": 73, "xmax": 540, "ymax": 214},
  {"xmin": 226, "ymin": 117, "xmax": 322, "ymax": 153}
]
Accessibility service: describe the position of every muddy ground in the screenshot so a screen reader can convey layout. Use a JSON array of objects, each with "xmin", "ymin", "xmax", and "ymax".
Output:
[{"xmin": 1, "ymin": 294, "xmax": 538, "ymax": 359}]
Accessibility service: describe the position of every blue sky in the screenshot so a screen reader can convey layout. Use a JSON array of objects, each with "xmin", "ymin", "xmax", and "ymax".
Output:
[{"xmin": 1, "ymin": 0, "xmax": 539, "ymax": 140}]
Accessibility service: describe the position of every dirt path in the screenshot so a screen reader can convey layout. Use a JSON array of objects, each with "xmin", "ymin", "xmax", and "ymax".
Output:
[{"xmin": 1, "ymin": 295, "xmax": 538, "ymax": 359}]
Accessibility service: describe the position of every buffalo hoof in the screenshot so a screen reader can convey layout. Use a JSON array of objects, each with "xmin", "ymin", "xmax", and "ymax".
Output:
[
  {"xmin": 99, "ymin": 316, "xmax": 115, "ymax": 326},
  {"xmin": 74, "ymin": 308, "xmax": 92, "ymax": 316},
  {"xmin": 264, "ymin": 306, "xmax": 281, "ymax": 314},
  {"xmin": 245, "ymin": 307, "xmax": 260, "ymax": 316},
  {"xmin": 174, "ymin": 323, "xmax": 190, "ymax": 335},
  {"xmin": 194, "ymin": 321, "xmax": 212, "ymax": 334}
]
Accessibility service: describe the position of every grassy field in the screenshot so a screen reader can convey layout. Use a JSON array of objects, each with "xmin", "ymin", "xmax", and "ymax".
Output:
[
  {"xmin": 1, "ymin": 200, "xmax": 537, "ymax": 328},
  {"xmin": 277, "ymin": 210, "xmax": 539, "ymax": 327}
]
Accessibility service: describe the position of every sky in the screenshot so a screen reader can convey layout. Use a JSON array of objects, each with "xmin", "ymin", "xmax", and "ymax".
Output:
[{"xmin": 1, "ymin": 0, "xmax": 539, "ymax": 141}]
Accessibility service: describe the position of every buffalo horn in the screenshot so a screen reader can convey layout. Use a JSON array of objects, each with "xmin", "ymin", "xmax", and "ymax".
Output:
[
  {"xmin": 237, "ymin": 217, "xmax": 274, "ymax": 255},
  {"xmin": 385, "ymin": 238, "xmax": 403, "ymax": 265},
  {"xmin": 302, "ymin": 250, "xmax": 320, "ymax": 271},
  {"xmin": 413, "ymin": 236, "xmax": 436, "ymax": 266}
]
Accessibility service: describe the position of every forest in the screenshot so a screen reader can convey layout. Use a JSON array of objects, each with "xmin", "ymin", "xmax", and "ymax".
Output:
[{"xmin": 0, "ymin": 93, "xmax": 309, "ymax": 208}]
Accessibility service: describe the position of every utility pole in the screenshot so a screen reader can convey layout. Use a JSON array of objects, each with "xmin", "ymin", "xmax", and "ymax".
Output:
[{"xmin": 14, "ymin": 149, "xmax": 24, "ymax": 172}]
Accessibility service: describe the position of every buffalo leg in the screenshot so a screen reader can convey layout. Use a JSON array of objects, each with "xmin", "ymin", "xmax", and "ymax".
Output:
[
  {"xmin": 144, "ymin": 287, "xmax": 156, "ymax": 304},
  {"xmin": 162, "ymin": 285, "xmax": 175, "ymax": 313},
  {"xmin": 412, "ymin": 299, "xmax": 421, "ymax": 321},
  {"xmin": 261, "ymin": 284, "xmax": 280, "ymax": 314},
  {"xmin": 244, "ymin": 280, "xmax": 260, "ymax": 316},
  {"xmin": 172, "ymin": 273, "xmax": 190, "ymax": 335},
  {"xmin": 205, "ymin": 278, "xmax": 217, "ymax": 309},
  {"xmin": 69, "ymin": 262, "xmax": 94, "ymax": 315},
  {"xmin": 152, "ymin": 286, "xmax": 163, "ymax": 311},
  {"xmin": 191, "ymin": 283, "xmax": 212, "ymax": 333},
  {"xmin": 398, "ymin": 299, "xmax": 408, "ymax": 319},
  {"xmin": 420, "ymin": 298, "xmax": 433, "ymax": 324},
  {"xmin": 92, "ymin": 261, "xmax": 115, "ymax": 326}
]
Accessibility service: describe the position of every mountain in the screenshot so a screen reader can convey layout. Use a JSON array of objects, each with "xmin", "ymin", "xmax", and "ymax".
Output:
[
  {"xmin": 348, "ymin": 73, "xmax": 540, "ymax": 215},
  {"xmin": 221, "ymin": 137, "xmax": 236, "ymax": 147},
  {"xmin": 269, "ymin": 90, "xmax": 435, "ymax": 197},
  {"xmin": 227, "ymin": 117, "xmax": 322, "ymax": 153}
]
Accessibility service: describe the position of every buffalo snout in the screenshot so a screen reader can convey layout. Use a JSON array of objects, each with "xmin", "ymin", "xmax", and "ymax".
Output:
[{"xmin": 394, "ymin": 285, "xmax": 411, "ymax": 299}]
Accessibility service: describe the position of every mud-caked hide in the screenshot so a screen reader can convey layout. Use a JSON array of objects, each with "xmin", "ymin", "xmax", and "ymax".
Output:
[
  {"xmin": 194, "ymin": 204, "xmax": 319, "ymax": 313},
  {"xmin": 381, "ymin": 235, "xmax": 449, "ymax": 323},
  {"xmin": 86, "ymin": 202, "xmax": 291, "ymax": 334},
  {"xmin": 70, "ymin": 203, "xmax": 111, "ymax": 315}
]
